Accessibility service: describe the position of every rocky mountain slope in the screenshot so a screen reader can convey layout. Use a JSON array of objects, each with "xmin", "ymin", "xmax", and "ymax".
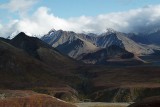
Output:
[
  {"xmin": 79, "ymin": 31, "xmax": 154, "ymax": 55},
  {"xmin": 42, "ymin": 29, "xmax": 158, "ymax": 64},
  {"xmin": 77, "ymin": 45, "xmax": 137, "ymax": 64},
  {"xmin": 42, "ymin": 30, "xmax": 99, "ymax": 58}
]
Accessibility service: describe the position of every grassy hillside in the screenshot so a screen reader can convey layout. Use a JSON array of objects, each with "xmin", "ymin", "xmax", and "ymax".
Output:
[
  {"xmin": 0, "ymin": 90, "xmax": 77, "ymax": 107},
  {"xmin": 0, "ymin": 40, "xmax": 62, "ymax": 88},
  {"xmin": 0, "ymin": 39, "xmax": 81, "ymax": 102},
  {"xmin": 74, "ymin": 65, "xmax": 160, "ymax": 102}
]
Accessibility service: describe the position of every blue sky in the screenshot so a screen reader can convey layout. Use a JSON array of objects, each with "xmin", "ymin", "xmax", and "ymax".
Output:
[
  {"xmin": 1, "ymin": 0, "xmax": 160, "ymax": 19},
  {"xmin": 0, "ymin": 0, "xmax": 160, "ymax": 37},
  {"xmin": 37, "ymin": 0, "xmax": 160, "ymax": 18}
]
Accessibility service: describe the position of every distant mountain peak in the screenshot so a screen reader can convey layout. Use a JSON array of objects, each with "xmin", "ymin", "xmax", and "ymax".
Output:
[
  {"xmin": 13, "ymin": 32, "xmax": 28, "ymax": 39},
  {"xmin": 106, "ymin": 28, "xmax": 116, "ymax": 34},
  {"xmin": 7, "ymin": 31, "xmax": 32, "ymax": 39},
  {"xmin": 48, "ymin": 28, "xmax": 56, "ymax": 34},
  {"xmin": 18, "ymin": 32, "xmax": 27, "ymax": 35}
]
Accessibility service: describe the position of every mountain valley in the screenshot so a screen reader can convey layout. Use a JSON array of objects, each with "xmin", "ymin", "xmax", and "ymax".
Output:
[{"xmin": 0, "ymin": 30, "xmax": 160, "ymax": 107}]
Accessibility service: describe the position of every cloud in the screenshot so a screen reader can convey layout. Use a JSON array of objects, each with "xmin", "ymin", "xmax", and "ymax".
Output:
[
  {"xmin": 0, "ymin": 0, "xmax": 38, "ymax": 12},
  {"xmin": 68, "ymin": 4, "xmax": 160, "ymax": 34},
  {"xmin": 71, "ymin": 4, "xmax": 160, "ymax": 33},
  {"xmin": 0, "ymin": 24, "xmax": 2, "ymax": 29},
  {"xmin": 14, "ymin": 7, "xmax": 73, "ymax": 34},
  {"xmin": 0, "ymin": 20, "xmax": 20, "ymax": 37},
  {"xmin": 1, "ymin": 5, "xmax": 160, "ymax": 38}
]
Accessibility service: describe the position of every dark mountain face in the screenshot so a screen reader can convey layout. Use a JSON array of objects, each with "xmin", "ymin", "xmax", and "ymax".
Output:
[
  {"xmin": 0, "ymin": 37, "xmax": 11, "ymax": 43},
  {"xmin": 127, "ymin": 34, "xmax": 151, "ymax": 44},
  {"xmin": 128, "ymin": 31, "xmax": 160, "ymax": 45},
  {"xmin": 0, "ymin": 40, "xmax": 63, "ymax": 88},
  {"xmin": 0, "ymin": 39, "xmax": 81, "ymax": 103},
  {"xmin": 0, "ymin": 32, "xmax": 81, "ymax": 87},
  {"xmin": 9, "ymin": 32, "xmax": 77, "ymax": 68},
  {"xmin": 77, "ymin": 45, "xmax": 135, "ymax": 64},
  {"xmin": 11, "ymin": 32, "xmax": 52, "ymax": 59},
  {"xmin": 147, "ymin": 31, "xmax": 160, "ymax": 45},
  {"xmin": 56, "ymin": 39, "xmax": 84, "ymax": 56}
]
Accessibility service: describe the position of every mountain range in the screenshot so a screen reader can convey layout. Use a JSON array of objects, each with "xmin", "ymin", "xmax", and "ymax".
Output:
[{"xmin": 41, "ymin": 28, "xmax": 160, "ymax": 65}]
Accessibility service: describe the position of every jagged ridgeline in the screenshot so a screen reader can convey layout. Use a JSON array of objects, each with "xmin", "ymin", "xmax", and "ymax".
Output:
[{"xmin": 41, "ymin": 29, "xmax": 160, "ymax": 65}]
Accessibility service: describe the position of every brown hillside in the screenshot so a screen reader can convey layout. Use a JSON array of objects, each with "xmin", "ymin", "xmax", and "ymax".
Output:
[{"xmin": 0, "ymin": 90, "xmax": 77, "ymax": 107}]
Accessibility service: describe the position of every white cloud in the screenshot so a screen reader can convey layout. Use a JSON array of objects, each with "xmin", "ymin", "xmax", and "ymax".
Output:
[
  {"xmin": 16, "ymin": 7, "xmax": 73, "ymax": 34},
  {"xmin": 71, "ymin": 4, "xmax": 160, "ymax": 33},
  {"xmin": 0, "ymin": 0, "xmax": 38, "ymax": 12},
  {"xmin": 0, "ymin": 24, "xmax": 2, "ymax": 29},
  {"xmin": 1, "ymin": 5, "xmax": 160, "ymax": 38}
]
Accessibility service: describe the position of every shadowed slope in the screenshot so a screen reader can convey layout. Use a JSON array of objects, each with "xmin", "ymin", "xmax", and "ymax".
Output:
[
  {"xmin": 11, "ymin": 32, "xmax": 77, "ymax": 68},
  {"xmin": 0, "ymin": 40, "xmax": 65, "ymax": 89},
  {"xmin": 0, "ymin": 38, "xmax": 80, "ymax": 102}
]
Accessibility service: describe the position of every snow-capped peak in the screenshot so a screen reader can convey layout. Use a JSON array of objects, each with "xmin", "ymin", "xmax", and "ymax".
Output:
[{"xmin": 48, "ymin": 28, "xmax": 56, "ymax": 35}]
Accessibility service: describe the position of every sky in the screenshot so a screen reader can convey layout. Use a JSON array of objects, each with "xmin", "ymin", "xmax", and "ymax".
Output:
[{"xmin": 0, "ymin": 0, "xmax": 160, "ymax": 37}]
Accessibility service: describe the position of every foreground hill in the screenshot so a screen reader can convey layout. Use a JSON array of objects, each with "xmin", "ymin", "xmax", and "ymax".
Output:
[
  {"xmin": 0, "ymin": 90, "xmax": 77, "ymax": 107},
  {"xmin": 0, "ymin": 39, "xmax": 65, "ymax": 88},
  {"xmin": 0, "ymin": 35, "xmax": 80, "ymax": 102}
]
